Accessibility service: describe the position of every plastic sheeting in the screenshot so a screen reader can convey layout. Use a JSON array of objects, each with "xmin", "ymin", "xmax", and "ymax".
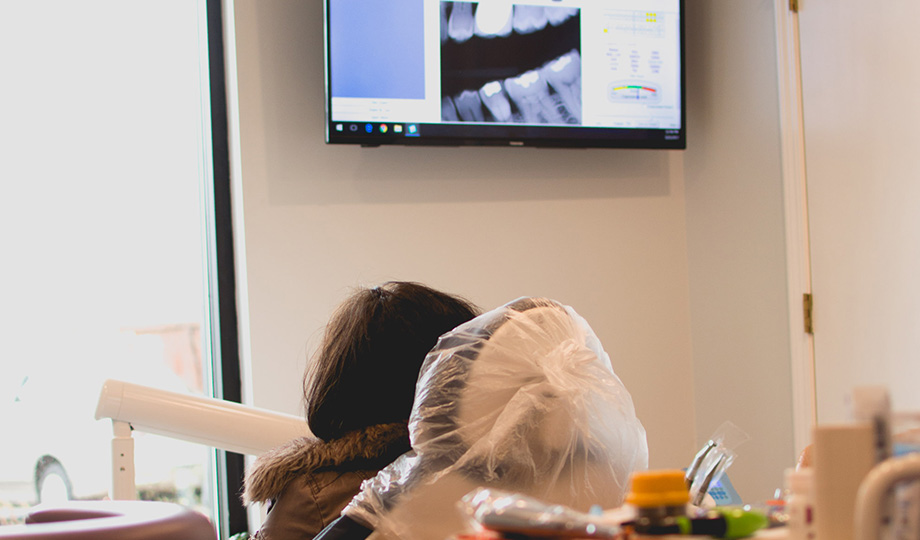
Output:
[{"xmin": 343, "ymin": 297, "xmax": 648, "ymax": 540}]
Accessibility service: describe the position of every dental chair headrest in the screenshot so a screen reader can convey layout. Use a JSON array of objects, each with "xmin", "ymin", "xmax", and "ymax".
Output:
[{"xmin": 340, "ymin": 297, "xmax": 648, "ymax": 540}]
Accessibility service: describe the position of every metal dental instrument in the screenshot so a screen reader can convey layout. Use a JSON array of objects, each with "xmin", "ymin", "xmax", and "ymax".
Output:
[
  {"xmin": 692, "ymin": 453, "xmax": 728, "ymax": 506},
  {"xmin": 686, "ymin": 439, "xmax": 717, "ymax": 488}
]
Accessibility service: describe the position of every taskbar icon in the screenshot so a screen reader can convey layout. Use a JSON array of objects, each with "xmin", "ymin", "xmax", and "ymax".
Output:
[{"xmin": 335, "ymin": 122, "xmax": 420, "ymax": 137}]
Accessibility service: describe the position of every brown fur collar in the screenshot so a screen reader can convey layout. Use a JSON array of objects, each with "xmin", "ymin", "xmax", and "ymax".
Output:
[{"xmin": 242, "ymin": 422, "xmax": 410, "ymax": 504}]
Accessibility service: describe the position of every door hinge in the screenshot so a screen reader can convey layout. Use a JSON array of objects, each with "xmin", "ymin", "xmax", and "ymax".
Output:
[
  {"xmin": 789, "ymin": 0, "xmax": 799, "ymax": 12},
  {"xmin": 803, "ymin": 293, "xmax": 814, "ymax": 334}
]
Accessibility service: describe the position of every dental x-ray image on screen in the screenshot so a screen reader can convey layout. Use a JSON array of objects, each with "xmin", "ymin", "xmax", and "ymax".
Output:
[
  {"xmin": 324, "ymin": 0, "xmax": 686, "ymax": 149},
  {"xmin": 439, "ymin": 2, "xmax": 582, "ymax": 125}
]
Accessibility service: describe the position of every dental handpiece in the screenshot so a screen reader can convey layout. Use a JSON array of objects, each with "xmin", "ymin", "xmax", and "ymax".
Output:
[
  {"xmin": 686, "ymin": 439, "xmax": 717, "ymax": 487},
  {"xmin": 692, "ymin": 453, "xmax": 727, "ymax": 506}
]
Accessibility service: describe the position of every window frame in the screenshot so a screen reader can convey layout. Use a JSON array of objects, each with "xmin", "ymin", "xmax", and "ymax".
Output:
[{"xmin": 202, "ymin": 0, "xmax": 247, "ymax": 536}]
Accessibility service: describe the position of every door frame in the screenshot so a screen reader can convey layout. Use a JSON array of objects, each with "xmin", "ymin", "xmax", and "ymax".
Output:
[{"xmin": 773, "ymin": 0, "xmax": 816, "ymax": 456}]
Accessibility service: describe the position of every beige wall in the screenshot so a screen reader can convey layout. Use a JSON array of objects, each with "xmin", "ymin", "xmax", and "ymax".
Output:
[
  {"xmin": 225, "ymin": 0, "xmax": 793, "ymax": 502},
  {"xmin": 683, "ymin": 0, "xmax": 795, "ymax": 500}
]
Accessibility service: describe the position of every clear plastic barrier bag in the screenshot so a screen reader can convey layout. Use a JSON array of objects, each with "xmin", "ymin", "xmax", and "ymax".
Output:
[
  {"xmin": 686, "ymin": 421, "xmax": 750, "ymax": 506},
  {"xmin": 343, "ymin": 297, "xmax": 649, "ymax": 540}
]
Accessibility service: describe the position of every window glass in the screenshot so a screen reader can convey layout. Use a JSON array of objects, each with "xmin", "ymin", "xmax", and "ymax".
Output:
[{"xmin": 0, "ymin": 0, "xmax": 218, "ymax": 526}]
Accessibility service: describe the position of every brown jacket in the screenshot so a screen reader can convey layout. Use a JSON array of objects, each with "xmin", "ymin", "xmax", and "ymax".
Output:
[{"xmin": 244, "ymin": 423, "xmax": 410, "ymax": 540}]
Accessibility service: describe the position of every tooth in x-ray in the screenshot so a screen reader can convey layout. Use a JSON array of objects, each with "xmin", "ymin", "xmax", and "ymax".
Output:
[
  {"xmin": 442, "ymin": 96, "xmax": 460, "ymax": 121},
  {"xmin": 448, "ymin": 2, "xmax": 475, "ymax": 43},
  {"xmin": 478, "ymin": 81, "xmax": 512, "ymax": 121},
  {"xmin": 504, "ymin": 70, "xmax": 567, "ymax": 124},
  {"xmin": 440, "ymin": 2, "xmax": 450, "ymax": 43},
  {"xmin": 453, "ymin": 89, "xmax": 486, "ymax": 122},
  {"xmin": 512, "ymin": 5, "xmax": 547, "ymax": 34},
  {"xmin": 543, "ymin": 50, "xmax": 582, "ymax": 123},
  {"xmin": 545, "ymin": 6, "xmax": 578, "ymax": 26},
  {"xmin": 474, "ymin": 1, "xmax": 513, "ymax": 38}
]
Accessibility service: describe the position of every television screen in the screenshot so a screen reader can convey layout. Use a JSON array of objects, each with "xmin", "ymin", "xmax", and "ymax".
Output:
[{"xmin": 324, "ymin": 0, "xmax": 685, "ymax": 149}]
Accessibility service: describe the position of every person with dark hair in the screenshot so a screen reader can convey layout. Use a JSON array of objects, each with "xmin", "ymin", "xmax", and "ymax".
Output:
[{"xmin": 241, "ymin": 282, "xmax": 480, "ymax": 540}]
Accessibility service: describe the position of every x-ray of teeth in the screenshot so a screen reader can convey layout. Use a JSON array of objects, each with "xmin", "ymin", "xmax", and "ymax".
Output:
[
  {"xmin": 448, "ymin": 1, "xmax": 475, "ymax": 43},
  {"xmin": 512, "ymin": 5, "xmax": 547, "ymax": 34},
  {"xmin": 475, "ymin": 2, "xmax": 513, "ymax": 38},
  {"xmin": 542, "ymin": 50, "xmax": 582, "ymax": 123},
  {"xmin": 442, "ymin": 96, "xmax": 460, "ymax": 121},
  {"xmin": 440, "ymin": 3, "xmax": 581, "ymax": 126},
  {"xmin": 478, "ymin": 81, "xmax": 513, "ymax": 122},
  {"xmin": 546, "ymin": 7, "xmax": 578, "ymax": 26},
  {"xmin": 503, "ymin": 71, "xmax": 545, "ymax": 123},
  {"xmin": 504, "ymin": 70, "xmax": 569, "ymax": 124},
  {"xmin": 441, "ymin": 2, "xmax": 576, "ymax": 43},
  {"xmin": 440, "ymin": 3, "xmax": 450, "ymax": 43},
  {"xmin": 453, "ymin": 89, "xmax": 487, "ymax": 122},
  {"xmin": 442, "ymin": 51, "xmax": 581, "ymax": 125}
]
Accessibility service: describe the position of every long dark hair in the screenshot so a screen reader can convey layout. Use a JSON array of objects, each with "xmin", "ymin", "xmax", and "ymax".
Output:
[{"xmin": 303, "ymin": 281, "xmax": 480, "ymax": 441}]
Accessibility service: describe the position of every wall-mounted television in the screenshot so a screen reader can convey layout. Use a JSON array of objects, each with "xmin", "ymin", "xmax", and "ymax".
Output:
[{"xmin": 324, "ymin": 0, "xmax": 685, "ymax": 149}]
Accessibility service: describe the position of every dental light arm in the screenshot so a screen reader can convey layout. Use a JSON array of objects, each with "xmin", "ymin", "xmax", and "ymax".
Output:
[{"xmin": 95, "ymin": 379, "xmax": 310, "ymax": 500}]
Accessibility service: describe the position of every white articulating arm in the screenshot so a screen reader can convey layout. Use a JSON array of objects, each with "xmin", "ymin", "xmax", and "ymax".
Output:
[
  {"xmin": 111, "ymin": 420, "xmax": 136, "ymax": 501},
  {"xmin": 95, "ymin": 379, "xmax": 311, "ymax": 500}
]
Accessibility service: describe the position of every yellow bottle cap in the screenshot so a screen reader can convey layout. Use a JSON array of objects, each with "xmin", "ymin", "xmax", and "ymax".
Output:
[{"xmin": 626, "ymin": 469, "xmax": 690, "ymax": 508}]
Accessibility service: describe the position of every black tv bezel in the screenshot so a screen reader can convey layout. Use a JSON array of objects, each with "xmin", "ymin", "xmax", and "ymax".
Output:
[{"xmin": 323, "ymin": 0, "xmax": 686, "ymax": 150}]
